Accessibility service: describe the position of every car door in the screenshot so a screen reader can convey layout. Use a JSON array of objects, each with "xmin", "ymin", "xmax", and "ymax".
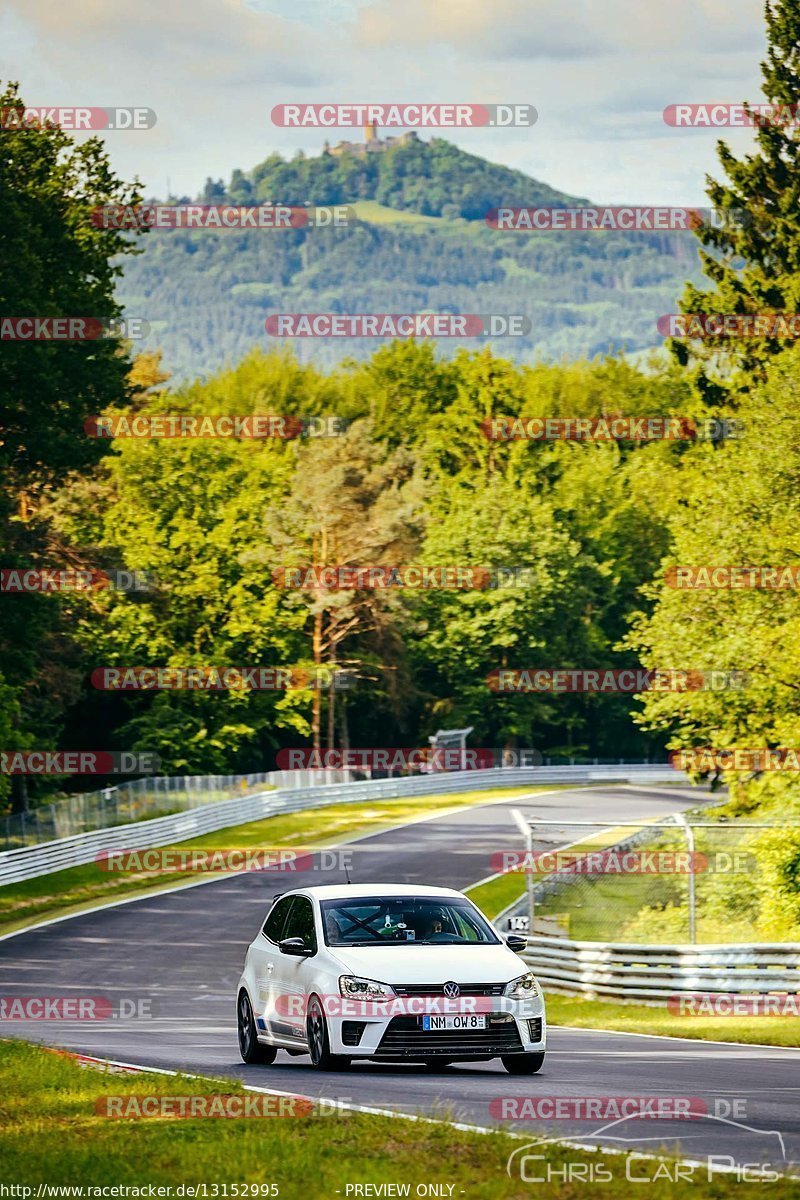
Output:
[
  {"xmin": 273, "ymin": 895, "xmax": 318, "ymax": 1044},
  {"xmin": 253, "ymin": 895, "xmax": 294, "ymax": 1039}
]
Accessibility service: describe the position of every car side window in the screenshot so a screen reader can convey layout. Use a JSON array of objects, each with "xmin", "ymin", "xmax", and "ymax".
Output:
[
  {"xmin": 262, "ymin": 896, "xmax": 294, "ymax": 943},
  {"xmin": 281, "ymin": 896, "xmax": 317, "ymax": 953}
]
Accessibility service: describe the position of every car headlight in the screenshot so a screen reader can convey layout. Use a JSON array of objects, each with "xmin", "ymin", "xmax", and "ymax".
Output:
[
  {"xmin": 503, "ymin": 972, "xmax": 540, "ymax": 999},
  {"xmin": 338, "ymin": 976, "xmax": 396, "ymax": 1000}
]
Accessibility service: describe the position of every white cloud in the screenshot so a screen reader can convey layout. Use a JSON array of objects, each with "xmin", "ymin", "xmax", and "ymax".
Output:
[{"xmin": 0, "ymin": 0, "xmax": 768, "ymax": 205}]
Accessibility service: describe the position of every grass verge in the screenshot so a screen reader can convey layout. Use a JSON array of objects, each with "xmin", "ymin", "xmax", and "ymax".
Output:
[
  {"xmin": 466, "ymin": 823, "xmax": 656, "ymax": 920},
  {"xmin": 546, "ymin": 993, "xmax": 800, "ymax": 1048},
  {"xmin": 1, "ymin": 1039, "xmax": 792, "ymax": 1196},
  {"xmin": 0, "ymin": 786, "xmax": 549, "ymax": 938}
]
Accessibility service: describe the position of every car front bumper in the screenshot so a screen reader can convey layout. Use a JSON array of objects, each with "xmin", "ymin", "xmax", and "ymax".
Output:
[{"xmin": 327, "ymin": 1000, "xmax": 546, "ymax": 1059}]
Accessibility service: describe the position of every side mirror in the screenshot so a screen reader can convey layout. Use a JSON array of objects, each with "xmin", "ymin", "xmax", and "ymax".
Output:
[
  {"xmin": 506, "ymin": 933, "xmax": 528, "ymax": 953},
  {"xmin": 279, "ymin": 937, "xmax": 314, "ymax": 957}
]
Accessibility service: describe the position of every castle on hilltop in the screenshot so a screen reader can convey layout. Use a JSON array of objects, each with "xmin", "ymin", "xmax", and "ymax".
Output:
[{"xmin": 326, "ymin": 124, "xmax": 420, "ymax": 157}]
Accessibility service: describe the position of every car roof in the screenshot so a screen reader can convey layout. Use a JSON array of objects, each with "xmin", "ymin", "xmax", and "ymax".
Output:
[{"xmin": 274, "ymin": 883, "xmax": 466, "ymax": 901}]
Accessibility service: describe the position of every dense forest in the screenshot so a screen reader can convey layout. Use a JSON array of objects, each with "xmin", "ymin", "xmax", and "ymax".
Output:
[
  {"xmin": 118, "ymin": 136, "xmax": 704, "ymax": 380},
  {"xmin": 2, "ymin": 0, "xmax": 800, "ymax": 818}
]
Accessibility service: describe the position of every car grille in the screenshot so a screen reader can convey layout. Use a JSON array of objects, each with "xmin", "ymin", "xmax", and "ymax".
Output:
[
  {"xmin": 375, "ymin": 1013, "xmax": 523, "ymax": 1058},
  {"xmin": 391, "ymin": 982, "xmax": 505, "ymax": 997}
]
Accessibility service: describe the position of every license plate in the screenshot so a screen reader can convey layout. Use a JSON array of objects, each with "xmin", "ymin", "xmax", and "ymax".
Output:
[{"xmin": 422, "ymin": 1014, "xmax": 486, "ymax": 1031}]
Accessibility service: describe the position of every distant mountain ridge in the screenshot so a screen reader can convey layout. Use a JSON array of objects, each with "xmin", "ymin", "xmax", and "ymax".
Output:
[{"xmin": 121, "ymin": 137, "xmax": 701, "ymax": 382}]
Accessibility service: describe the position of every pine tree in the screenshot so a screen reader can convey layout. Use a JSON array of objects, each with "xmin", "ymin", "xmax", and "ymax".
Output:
[{"xmin": 674, "ymin": 0, "xmax": 800, "ymax": 404}]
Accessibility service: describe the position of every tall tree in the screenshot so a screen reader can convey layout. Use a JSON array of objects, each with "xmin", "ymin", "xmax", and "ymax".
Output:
[
  {"xmin": 673, "ymin": 1, "xmax": 800, "ymax": 404},
  {"xmin": 627, "ymin": 346, "xmax": 800, "ymax": 802},
  {"xmin": 0, "ymin": 81, "xmax": 143, "ymax": 808},
  {"xmin": 258, "ymin": 419, "xmax": 423, "ymax": 750}
]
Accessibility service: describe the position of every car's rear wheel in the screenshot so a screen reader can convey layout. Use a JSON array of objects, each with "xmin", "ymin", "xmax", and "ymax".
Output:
[
  {"xmin": 502, "ymin": 1051, "xmax": 545, "ymax": 1074},
  {"xmin": 238, "ymin": 991, "xmax": 277, "ymax": 1064},
  {"xmin": 307, "ymin": 995, "xmax": 350, "ymax": 1071}
]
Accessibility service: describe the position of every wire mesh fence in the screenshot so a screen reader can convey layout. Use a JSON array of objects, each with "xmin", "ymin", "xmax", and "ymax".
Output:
[
  {"xmin": 0, "ymin": 755, "xmax": 671, "ymax": 853},
  {"xmin": 0, "ymin": 769, "xmax": 371, "ymax": 850},
  {"xmin": 504, "ymin": 812, "xmax": 800, "ymax": 944}
]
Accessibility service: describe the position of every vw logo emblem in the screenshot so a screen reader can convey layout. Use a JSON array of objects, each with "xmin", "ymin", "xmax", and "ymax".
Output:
[{"xmin": 443, "ymin": 981, "xmax": 460, "ymax": 998}]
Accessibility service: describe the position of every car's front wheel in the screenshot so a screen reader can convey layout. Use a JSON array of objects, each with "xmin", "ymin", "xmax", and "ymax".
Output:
[
  {"xmin": 306, "ymin": 995, "xmax": 350, "ymax": 1071},
  {"xmin": 238, "ymin": 991, "xmax": 277, "ymax": 1064},
  {"xmin": 502, "ymin": 1051, "xmax": 545, "ymax": 1075}
]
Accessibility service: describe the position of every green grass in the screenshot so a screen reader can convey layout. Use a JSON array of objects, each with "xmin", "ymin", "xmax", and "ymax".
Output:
[
  {"xmin": 547, "ymin": 993, "xmax": 800, "ymax": 1048},
  {"xmin": 2, "ymin": 1040, "xmax": 793, "ymax": 1195},
  {"xmin": 0, "ymin": 786, "xmax": 546, "ymax": 937},
  {"xmin": 352, "ymin": 199, "xmax": 447, "ymax": 225},
  {"xmin": 468, "ymin": 818, "xmax": 800, "ymax": 1048},
  {"xmin": 466, "ymin": 823, "xmax": 657, "ymax": 920}
]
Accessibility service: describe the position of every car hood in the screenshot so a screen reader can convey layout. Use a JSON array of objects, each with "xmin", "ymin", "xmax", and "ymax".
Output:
[{"xmin": 326, "ymin": 942, "xmax": 525, "ymax": 984}]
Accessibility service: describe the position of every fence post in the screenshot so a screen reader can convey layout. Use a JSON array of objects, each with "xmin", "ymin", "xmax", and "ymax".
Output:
[
  {"xmin": 511, "ymin": 809, "xmax": 534, "ymax": 935},
  {"xmin": 675, "ymin": 812, "xmax": 696, "ymax": 944}
]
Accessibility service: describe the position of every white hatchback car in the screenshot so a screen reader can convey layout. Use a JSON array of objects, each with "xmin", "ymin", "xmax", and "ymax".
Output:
[{"xmin": 237, "ymin": 883, "xmax": 546, "ymax": 1074}]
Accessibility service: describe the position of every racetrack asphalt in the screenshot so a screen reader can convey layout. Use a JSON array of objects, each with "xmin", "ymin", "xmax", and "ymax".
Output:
[{"xmin": 1, "ymin": 783, "xmax": 798, "ymax": 1176}]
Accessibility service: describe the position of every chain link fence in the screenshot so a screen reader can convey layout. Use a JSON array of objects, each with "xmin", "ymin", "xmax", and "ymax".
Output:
[
  {"xmin": 502, "ymin": 811, "xmax": 800, "ymax": 945},
  {"xmin": 1, "ymin": 755, "xmax": 673, "ymax": 853},
  {"xmin": 0, "ymin": 769, "xmax": 361, "ymax": 850}
]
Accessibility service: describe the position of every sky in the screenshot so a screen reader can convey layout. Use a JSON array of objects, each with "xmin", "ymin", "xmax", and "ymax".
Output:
[{"xmin": 0, "ymin": 0, "xmax": 769, "ymax": 205}]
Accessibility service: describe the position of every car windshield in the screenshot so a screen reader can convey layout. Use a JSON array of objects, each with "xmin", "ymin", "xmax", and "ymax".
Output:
[{"xmin": 320, "ymin": 896, "xmax": 500, "ymax": 946}]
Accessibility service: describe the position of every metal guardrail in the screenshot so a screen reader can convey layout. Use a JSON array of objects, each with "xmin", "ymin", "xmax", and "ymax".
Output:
[
  {"xmin": 0, "ymin": 763, "xmax": 684, "ymax": 886},
  {"xmin": 521, "ymin": 936, "xmax": 800, "ymax": 1001},
  {"xmin": 1, "ymin": 768, "xmax": 360, "ymax": 849}
]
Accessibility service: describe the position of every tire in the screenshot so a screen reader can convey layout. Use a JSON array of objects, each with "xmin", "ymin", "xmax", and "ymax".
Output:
[
  {"xmin": 238, "ymin": 991, "xmax": 277, "ymax": 1065},
  {"xmin": 502, "ymin": 1051, "xmax": 545, "ymax": 1075},
  {"xmin": 306, "ymin": 995, "xmax": 351, "ymax": 1071}
]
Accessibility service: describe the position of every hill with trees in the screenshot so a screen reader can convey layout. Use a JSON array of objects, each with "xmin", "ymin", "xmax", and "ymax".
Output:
[{"xmin": 119, "ymin": 136, "xmax": 705, "ymax": 381}]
